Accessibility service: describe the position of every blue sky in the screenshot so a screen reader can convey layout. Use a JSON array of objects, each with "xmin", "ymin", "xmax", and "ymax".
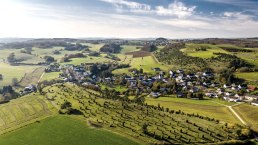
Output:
[{"xmin": 0, "ymin": 0, "xmax": 258, "ymax": 38}]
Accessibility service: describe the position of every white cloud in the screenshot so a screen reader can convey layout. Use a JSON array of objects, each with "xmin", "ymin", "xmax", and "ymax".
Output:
[
  {"xmin": 155, "ymin": 0, "xmax": 196, "ymax": 18},
  {"xmin": 99, "ymin": 0, "xmax": 151, "ymax": 13},
  {"xmin": 100, "ymin": 0, "xmax": 196, "ymax": 18}
]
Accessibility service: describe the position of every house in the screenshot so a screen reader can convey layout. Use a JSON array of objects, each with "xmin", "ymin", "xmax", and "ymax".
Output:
[
  {"xmin": 223, "ymin": 84, "xmax": 231, "ymax": 88},
  {"xmin": 248, "ymin": 85, "xmax": 257, "ymax": 91},
  {"xmin": 23, "ymin": 84, "xmax": 37, "ymax": 94},
  {"xmin": 203, "ymin": 72, "xmax": 213, "ymax": 77},
  {"xmin": 176, "ymin": 69, "xmax": 184, "ymax": 74},
  {"xmin": 251, "ymin": 100, "xmax": 258, "ymax": 106},
  {"xmin": 149, "ymin": 92, "xmax": 161, "ymax": 98},
  {"xmin": 238, "ymin": 84, "xmax": 247, "ymax": 90},
  {"xmin": 153, "ymin": 68, "xmax": 161, "ymax": 72}
]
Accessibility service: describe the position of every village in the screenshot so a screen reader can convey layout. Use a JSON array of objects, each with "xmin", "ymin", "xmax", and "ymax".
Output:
[{"xmin": 31, "ymin": 62, "xmax": 258, "ymax": 107}]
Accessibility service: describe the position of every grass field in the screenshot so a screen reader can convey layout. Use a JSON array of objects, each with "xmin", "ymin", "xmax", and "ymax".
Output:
[
  {"xmin": 0, "ymin": 62, "xmax": 40, "ymax": 88},
  {"xmin": 113, "ymin": 55, "xmax": 170, "ymax": 75},
  {"xmin": 235, "ymin": 72, "xmax": 258, "ymax": 81},
  {"xmin": 0, "ymin": 95, "xmax": 55, "ymax": 134},
  {"xmin": 145, "ymin": 97, "xmax": 239, "ymax": 124},
  {"xmin": 0, "ymin": 115, "xmax": 139, "ymax": 145},
  {"xmin": 61, "ymin": 55, "xmax": 113, "ymax": 65},
  {"xmin": 181, "ymin": 44, "xmax": 228, "ymax": 59},
  {"xmin": 233, "ymin": 104, "xmax": 258, "ymax": 131},
  {"xmin": 120, "ymin": 45, "xmax": 141, "ymax": 54},
  {"xmin": 41, "ymin": 72, "xmax": 60, "ymax": 81}
]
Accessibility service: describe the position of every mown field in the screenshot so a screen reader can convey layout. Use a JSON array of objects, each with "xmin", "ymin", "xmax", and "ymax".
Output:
[
  {"xmin": 233, "ymin": 104, "xmax": 258, "ymax": 132},
  {"xmin": 145, "ymin": 97, "xmax": 239, "ymax": 124},
  {"xmin": 0, "ymin": 95, "xmax": 55, "ymax": 134},
  {"xmin": 0, "ymin": 115, "xmax": 139, "ymax": 145}
]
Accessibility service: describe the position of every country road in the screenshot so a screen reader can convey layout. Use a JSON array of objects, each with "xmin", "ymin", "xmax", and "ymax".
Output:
[{"xmin": 211, "ymin": 101, "xmax": 247, "ymax": 126}]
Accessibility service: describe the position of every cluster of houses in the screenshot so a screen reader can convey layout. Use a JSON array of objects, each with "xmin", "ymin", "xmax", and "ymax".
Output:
[{"xmin": 45, "ymin": 62, "xmax": 258, "ymax": 105}]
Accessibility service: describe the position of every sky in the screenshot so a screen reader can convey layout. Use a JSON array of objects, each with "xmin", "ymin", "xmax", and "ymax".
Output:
[{"xmin": 0, "ymin": 0, "xmax": 258, "ymax": 38}]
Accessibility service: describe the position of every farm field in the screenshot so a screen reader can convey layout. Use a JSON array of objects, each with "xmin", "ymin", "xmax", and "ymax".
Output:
[
  {"xmin": 61, "ymin": 55, "xmax": 113, "ymax": 65},
  {"xmin": 0, "ymin": 62, "xmax": 40, "ymax": 88},
  {"xmin": 120, "ymin": 45, "xmax": 140, "ymax": 54},
  {"xmin": 19, "ymin": 67, "xmax": 45, "ymax": 87},
  {"xmin": 233, "ymin": 104, "xmax": 258, "ymax": 131},
  {"xmin": 0, "ymin": 115, "xmax": 139, "ymax": 145},
  {"xmin": 41, "ymin": 72, "xmax": 60, "ymax": 81},
  {"xmin": 145, "ymin": 97, "xmax": 239, "ymax": 124},
  {"xmin": 181, "ymin": 44, "xmax": 229, "ymax": 59},
  {"xmin": 0, "ymin": 95, "xmax": 55, "ymax": 134},
  {"xmin": 235, "ymin": 72, "xmax": 258, "ymax": 81},
  {"xmin": 113, "ymin": 55, "xmax": 171, "ymax": 75}
]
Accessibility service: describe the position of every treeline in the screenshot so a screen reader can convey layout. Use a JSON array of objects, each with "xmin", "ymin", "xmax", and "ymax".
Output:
[
  {"xmin": 220, "ymin": 47, "xmax": 253, "ymax": 52},
  {"xmin": 189, "ymin": 38, "xmax": 258, "ymax": 48},
  {"xmin": 1, "ymin": 39, "xmax": 87, "ymax": 50},
  {"xmin": 154, "ymin": 45, "xmax": 207, "ymax": 69},
  {"xmin": 211, "ymin": 53, "xmax": 254, "ymax": 69},
  {"xmin": 100, "ymin": 44, "xmax": 122, "ymax": 53},
  {"xmin": 64, "ymin": 43, "xmax": 89, "ymax": 51}
]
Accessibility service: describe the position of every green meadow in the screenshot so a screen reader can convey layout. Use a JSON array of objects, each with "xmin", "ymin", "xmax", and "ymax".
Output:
[{"xmin": 0, "ymin": 115, "xmax": 139, "ymax": 145}]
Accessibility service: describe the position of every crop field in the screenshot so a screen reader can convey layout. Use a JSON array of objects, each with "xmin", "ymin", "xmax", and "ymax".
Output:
[
  {"xmin": 0, "ymin": 115, "xmax": 139, "ymax": 145},
  {"xmin": 19, "ymin": 67, "xmax": 45, "ymax": 87},
  {"xmin": 145, "ymin": 97, "xmax": 239, "ymax": 124},
  {"xmin": 113, "ymin": 55, "xmax": 170, "ymax": 75},
  {"xmin": 0, "ymin": 95, "xmax": 55, "ymax": 134},
  {"xmin": 233, "ymin": 104, "xmax": 258, "ymax": 131},
  {"xmin": 40, "ymin": 83, "xmax": 246, "ymax": 144},
  {"xmin": 0, "ymin": 62, "xmax": 40, "ymax": 88}
]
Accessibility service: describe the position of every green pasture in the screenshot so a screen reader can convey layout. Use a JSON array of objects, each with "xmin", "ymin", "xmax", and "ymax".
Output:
[
  {"xmin": 120, "ymin": 45, "xmax": 140, "ymax": 54},
  {"xmin": 0, "ymin": 115, "xmax": 139, "ymax": 145},
  {"xmin": 113, "ymin": 55, "xmax": 170, "ymax": 75},
  {"xmin": 181, "ymin": 44, "xmax": 228, "ymax": 59},
  {"xmin": 41, "ymin": 72, "xmax": 61, "ymax": 81},
  {"xmin": 235, "ymin": 72, "xmax": 258, "ymax": 81}
]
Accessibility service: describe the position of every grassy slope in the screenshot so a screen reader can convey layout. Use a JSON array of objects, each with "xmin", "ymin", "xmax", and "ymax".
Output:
[
  {"xmin": 145, "ymin": 97, "xmax": 239, "ymax": 124},
  {"xmin": 233, "ymin": 104, "xmax": 258, "ymax": 131},
  {"xmin": 113, "ymin": 55, "xmax": 170, "ymax": 75},
  {"xmin": 235, "ymin": 72, "xmax": 258, "ymax": 81},
  {"xmin": 0, "ymin": 95, "xmax": 55, "ymax": 134},
  {"xmin": 120, "ymin": 45, "xmax": 140, "ymax": 54},
  {"xmin": 181, "ymin": 44, "xmax": 229, "ymax": 59},
  {"xmin": 0, "ymin": 115, "xmax": 139, "ymax": 145}
]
